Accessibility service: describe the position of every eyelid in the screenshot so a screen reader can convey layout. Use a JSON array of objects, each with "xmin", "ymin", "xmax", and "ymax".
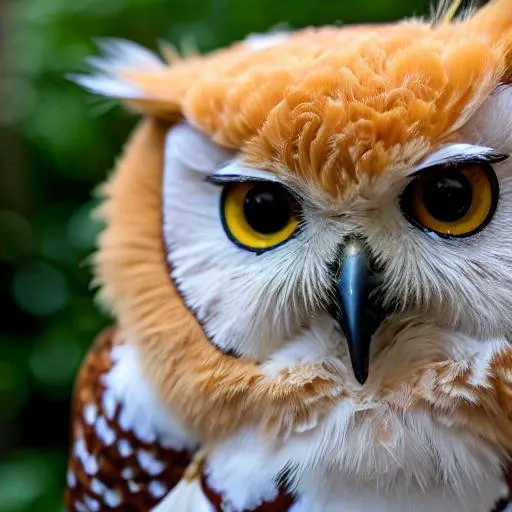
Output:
[
  {"xmin": 207, "ymin": 172, "xmax": 304, "ymax": 208},
  {"xmin": 207, "ymin": 162, "xmax": 285, "ymax": 186},
  {"xmin": 207, "ymin": 167, "xmax": 307, "ymax": 217},
  {"xmin": 411, "ymin": 144, "xmax": 508, "ymax": 176},
  {"xmin": 207, "ymin": 173, "xmax": 276, "ymax": 185}
]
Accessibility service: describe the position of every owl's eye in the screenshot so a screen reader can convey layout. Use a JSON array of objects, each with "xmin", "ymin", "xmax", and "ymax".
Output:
[
  {"xmin": 401, "ymin": 163, "xmax": 499, "ymax": 237},
  {"xmin": 221, "ymin": 182, "xmax": 299, "ymax": 252}
]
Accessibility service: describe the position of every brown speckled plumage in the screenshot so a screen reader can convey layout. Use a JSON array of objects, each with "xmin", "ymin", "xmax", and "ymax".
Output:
[{"xmin": 65, "ymin": 329, "xmax": 191, "ymax": 511}]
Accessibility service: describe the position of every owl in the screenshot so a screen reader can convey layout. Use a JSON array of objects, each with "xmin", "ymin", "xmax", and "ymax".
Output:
[{"xmin": 65, "ymin": 1, "xmax": 512, "ymax": 511}]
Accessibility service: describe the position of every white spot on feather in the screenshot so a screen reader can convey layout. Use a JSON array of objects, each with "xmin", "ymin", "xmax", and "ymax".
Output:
[
  {"xmin": 83, "ymin": 403, "xmax": 98, "ymax": 426},
  {"xmin": 74, "ymin": 436, "xmax": 99, "ymax": 476},
  {"xmin": 121, "ymin": 467, "xmax": 135, "ymax": 480},
  {"xmin": 90, "ymin": 478, "xmax": 105, "ymax": 495},
  {"xmin": 104, "ymin": 488, "xmax": 122, "ymax": 507},
  {"xmin": 136, "ymin": 449, "xmax": 166, "ymax": 476},
  {"xmin": 84, "ymin": 495, "xmax": 100, "ymax": 511},
  {"xmin": 128, "ymin": 480, "xmax": 141, "ymax": 493},
  {"xmin": 95, "ymin": 415, "xmax": 116, "ymax": 446},
  {"xmin": 102, "ymin": 390, "xmax": 117, "ymax": 420},
  {"xmin": 83, "ymin": 456, "xmax": 99, "ymax": 476},
  {"xmin": 66, "ymin": 469, "xmax": 76, "ymax": 488},
  {"xmin": 149, "ymin": 480, "xmax": 168, "ymax": 499},
  {"xmin": 74, "ymin": 502, "xmax": 87, "ymax": 512},
  {"xmin": 118, "ymin": 438, "xmax": 133, "ymax": 457}
]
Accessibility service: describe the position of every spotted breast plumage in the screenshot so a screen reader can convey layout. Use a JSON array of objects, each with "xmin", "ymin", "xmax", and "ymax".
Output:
[
  {"xmin": 66, "ymin": 0, "xmax": 512, "ymax": 510},
  {"xmin": 65, "ymin": 329, "xmax": 194, "ymax": 511}
]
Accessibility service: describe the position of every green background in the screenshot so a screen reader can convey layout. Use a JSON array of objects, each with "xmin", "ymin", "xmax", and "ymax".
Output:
[{"xmin": 0, "ymin": 0, "xmax": 429, "ymax": 510}]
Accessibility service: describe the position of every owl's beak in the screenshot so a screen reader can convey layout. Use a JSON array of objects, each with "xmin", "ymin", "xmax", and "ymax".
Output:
[{"xmin": 330, "ymin": 238, "xmax": 384, "ymax": 385}]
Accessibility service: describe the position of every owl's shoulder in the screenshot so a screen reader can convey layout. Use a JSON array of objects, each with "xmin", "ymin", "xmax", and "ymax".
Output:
[{"xmin": 65, "ymin": 328, "xmax": 197, "ymax": 511}]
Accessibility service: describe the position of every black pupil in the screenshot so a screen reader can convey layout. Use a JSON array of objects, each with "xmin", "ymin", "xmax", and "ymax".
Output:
[
  {"xmin": 422, "ymin": 171, "xmax": 473, "ymax": 222},
  {"xmin": 243, "ymin": 183, "xmax": 291, "ymax": 234}
]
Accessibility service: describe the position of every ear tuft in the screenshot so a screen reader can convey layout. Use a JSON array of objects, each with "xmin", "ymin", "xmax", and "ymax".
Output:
[{"xmin": 68, "ymin": 38, "xmax": 165, "ymax": 99}]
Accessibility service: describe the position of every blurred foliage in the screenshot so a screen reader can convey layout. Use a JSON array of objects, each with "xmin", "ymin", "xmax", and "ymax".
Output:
[{"xmin": 0, "ymin": 0, "xmax": 428, "ymax": 510}]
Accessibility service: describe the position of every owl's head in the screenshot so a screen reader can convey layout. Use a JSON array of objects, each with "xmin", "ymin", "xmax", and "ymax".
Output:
[{"xmin": 75, "ymin": 0, "xmax": 512, "ymax": 437}]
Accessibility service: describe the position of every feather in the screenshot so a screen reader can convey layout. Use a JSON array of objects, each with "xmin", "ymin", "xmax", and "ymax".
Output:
[
  {"xmin": 443, "ymin": 0, "xmax": 464, "ymax": 22},
  {"xmin": 68, "ymin": 38, "xmax": 164, "ymax": 99},
  {"xmin": 150, "ymin": 477, "xmax": 213, "ymax": 512},
  {"xmin": 432, "ymin": 0, "xmax": 470, "ymax": 24}
]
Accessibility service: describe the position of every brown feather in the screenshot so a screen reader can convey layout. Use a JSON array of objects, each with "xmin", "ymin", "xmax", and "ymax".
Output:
[{"xmin": 65, "ymin": 328, "xmax": 191, "ymax": 511}]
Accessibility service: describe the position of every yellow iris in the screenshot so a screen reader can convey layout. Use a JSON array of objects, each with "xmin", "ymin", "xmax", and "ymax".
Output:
[
  {"xmin": 221, "ymin": 182, "xmax": 299, "ymax": 252},
  {"xmin": 403, "ymin": 164, "xmax": 499, "ymax": 237}
]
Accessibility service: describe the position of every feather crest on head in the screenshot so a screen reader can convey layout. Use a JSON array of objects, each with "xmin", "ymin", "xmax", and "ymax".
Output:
[{"xmin": 74, "ymin": 1, "xmax": 512, "ymax": 197}]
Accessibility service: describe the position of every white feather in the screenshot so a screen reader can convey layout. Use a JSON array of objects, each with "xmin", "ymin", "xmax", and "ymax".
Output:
[
  {"xmin": 167, "ymin": 124, "xmax": 234, "ymax": 172},
  {"xmin": 412, "ymin": 143, "xmax": 505, "ymax": 172},
  {"xmin": 102, "ymin": 343, "xmax": 197, "ymax": 451},
  {"xmin": 150, "ymin": 478, "xmax": 214, "ymax": 512},
  {"xmin": 67, "ymin": 74, "xmax": 143, "ymax": 98},
  {"xmin": 69, "ymin": 38, "xmax": 164, "ymax": 98},
  {"xmin": 93, "ymin": 38, "xmax": 165, "ymax": 71},
  {"xmin": 244, "ymin": 32, "xmax": 290, "ymax": 51}
]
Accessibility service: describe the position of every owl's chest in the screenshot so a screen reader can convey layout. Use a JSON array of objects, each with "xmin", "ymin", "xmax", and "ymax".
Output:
[
  {"xmin": 66, "ymin": 330, "xmax": 510, "ymax": 512},
  {"xmin": 196, "ymin": 405, "xmax": 510, "ymax": 512},
  {"xmin": 157, "ymin": 446, "xmax": 512, "ymax": 512}
]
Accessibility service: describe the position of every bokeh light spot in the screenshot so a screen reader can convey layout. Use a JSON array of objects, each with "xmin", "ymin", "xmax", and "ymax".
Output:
[
  {"xmin": 0, "ymin": 453, "xmax": 56, "ymax": 511},
  {"xmin": 29, "ymin": 335, "xmax": 82, "ymax": 390},
  {"xmin": 12, "ymin": 261, "xmax": 68, "ymax": 316},
  {"xmin": 67, "ymin": 201, "xmax": 103, "ymax": 251}
]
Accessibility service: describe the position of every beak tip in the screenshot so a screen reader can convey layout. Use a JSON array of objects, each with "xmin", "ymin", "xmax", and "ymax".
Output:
[{"xmin": 353, "ymin": 367, "xmax": 369, "ymax": 385}]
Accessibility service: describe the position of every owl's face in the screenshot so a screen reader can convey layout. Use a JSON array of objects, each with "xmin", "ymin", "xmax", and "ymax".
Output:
[
  {"xmin": 163, "ymin": 103, "xmax": 512, "ymax": 385},
  {"xmin": 77, "ymin": 0, "xmax": 512, "ymax": 445},
  {"xmin": 145, "ymin": 12, "xmax": 512, "ymax": 386}
]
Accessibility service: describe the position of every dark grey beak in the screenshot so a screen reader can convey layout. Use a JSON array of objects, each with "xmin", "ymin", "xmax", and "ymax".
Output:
[{"xmin": 330, "ymin": 238, "xmax": 384, "ymax": 385}]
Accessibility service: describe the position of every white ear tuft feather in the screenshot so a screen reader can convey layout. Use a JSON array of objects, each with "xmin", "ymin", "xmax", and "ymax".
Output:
[
  {"xmin": 93, "ymin": 38, "xmax": 165, "ymax": 71},
  {"xmin": 68, "ymin": 38, "xmax": 165, "ymax": 99},
  {"xmin": 67, "ymin": 73, "xmax": 143, "ymax": 98}
]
